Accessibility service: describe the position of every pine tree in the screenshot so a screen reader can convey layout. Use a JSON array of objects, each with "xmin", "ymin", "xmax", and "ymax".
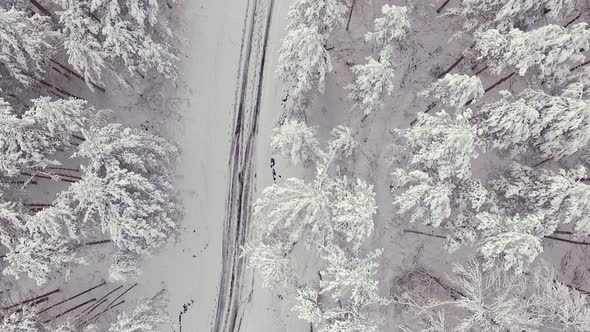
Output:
[
  {"xmin": 332, "ymin": 177, "xmax": 376, "ymax": 248},
  {"xmin": 3, "ymin": 232, "xmax": 85, "ymax": 286},
  {"xmin": 397, "ymin": 110, "xmax": 478, "ymax": 180},
  {"xmin": 364, "ymin": 5, "xmax": 411, "ymax": 51},
  {"xmin": 277, "ymin": 25, "xmax": 332, "ymax": 114},
  {"xmin": 475, "ymin": 88, "xmax": 590, "ymax": 159},
  {"xmin": 101, "ymin": 19, "xmax": 177, "ymax": 79},
  {"xmin": 475, "ymin": 90, "xmax": 541, "ymax": 155},
  {"xmin": 320, "ymin": 245, "xmax": 384, "ymax": 308},
  {"xmin": 292, "ymin": 286, "xmax": 323, "ymax": 324},
  {"xmin": 270, "ymin": 120, "xmax": 320, "ymax": 166},
  {"xmin": 0, "ymin": 305, "xmax": 44, "ymax": 331},
  {"xmin": 452, "ymin": 0, "xmax": 576, "ymax": 33},
  {"xmin": 241, "ymin": 242, "xmax": 292, "ymax": 288},
  {"xmin": 109, "ymin": 290, "xmax": 172, "ymax": 332},
  {"xmin": 476, "ymin": 212, "xmax": 544, "ymax": 273},
  {"xmin": 0, "ymin": 98, "xmax": 85, "ymax": 177},
  {"xmin": 421, "ymin": 74, "xmax": 484, "ymax": 109},
  {"xmin": 530, "ymin": 262, "xmax": 590, "ymax": 330},
  {"xmin": 108, "ymin": 250, "xmax": 143, "ymax": 282},
  {"xmin": 492, "ymin": 163, "xmax": 590, "ymax": 236},
  {"xmin": 0, "ymin": 7, "xmax": 59, "ymax": 85},
  {"xmin": 347, "ymin": 56, "xmax": 396, "ymax": 115},
  {"xmin": 286, "ymin": 0, "xmax": 347, "ymax": 34},
  {"xmin": 55, "ymin": 0, "xmax": 110, "ymax": 86},
  {"xmin": 473, "ymin": 23, "xmax": 590, "ymax": 83},
  {"xmin": 448, "ymin": 259, "xmax": 540, "ymax": 331},
  {"xmin": 253, "ymin": 177, "xmax": 333, "ymax": 245},
  {"xmin": 59, "ymin": 165, "xmax": 177, "ymax": 256},
  {"xmin": 392, "ymin": 169, "xmax": 452, "ymax": 227}
]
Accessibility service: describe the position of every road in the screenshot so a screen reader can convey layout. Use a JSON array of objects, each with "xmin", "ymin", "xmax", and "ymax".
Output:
[{"xmin": 212, "ymin": 0, "xmax": 275, "ymax": 331}]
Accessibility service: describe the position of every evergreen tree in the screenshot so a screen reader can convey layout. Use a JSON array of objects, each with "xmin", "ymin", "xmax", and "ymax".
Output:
[
  {"xmin": 0, "ymin": 7, "xmax": 59, "ymax": 85},
  {"xmin": 109, "ymin": 290, "xmax": 172, "ymax": 332}
]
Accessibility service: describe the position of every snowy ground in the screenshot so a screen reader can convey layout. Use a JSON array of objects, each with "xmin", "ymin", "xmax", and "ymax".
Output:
[{"xmin": 138, "ymin": 0, "xmax": 250, "ymax": 331}]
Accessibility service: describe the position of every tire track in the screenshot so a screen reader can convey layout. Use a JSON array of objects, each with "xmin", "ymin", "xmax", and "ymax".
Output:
[{"xmin": 212, "ymin": 0, "xmax": 274, "ymax": 331}]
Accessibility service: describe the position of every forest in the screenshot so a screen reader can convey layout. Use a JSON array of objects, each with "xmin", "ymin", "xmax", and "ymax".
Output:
[
  {"xmin": 2, "ymin": 0, "xmax": 590, "ymax": 331},
  {"xmin": 242, "ymin": 0, "xmax": 590, "ymax": 331},
  {"xmin": 0, "ymin": 0, "xmax": 182, "ymax": 331}
]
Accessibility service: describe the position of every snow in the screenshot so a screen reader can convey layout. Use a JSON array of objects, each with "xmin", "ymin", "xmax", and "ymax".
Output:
[{"xmin": 135, "ymin": 0, "xmax": 249, "ymax": 330}]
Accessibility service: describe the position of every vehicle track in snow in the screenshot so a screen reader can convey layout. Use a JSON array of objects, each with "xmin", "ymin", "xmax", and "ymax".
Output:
[{"xmin": 212, "ymin": 0, "xmax": 274, "ymax": 331}]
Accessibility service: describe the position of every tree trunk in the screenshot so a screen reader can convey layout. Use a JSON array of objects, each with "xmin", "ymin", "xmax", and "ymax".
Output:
[
  {"xmin": 83, "ymin": 240, "xmax": 113, "ymax": 247},
  {"xmin": 571, "ymin": 59, "xmax": 590, "ymax": 72},
  {"xmin": 437, "ymin": 55, "xmax": 465, "ymax": 79},
  {"xmin": 105, "ymin": 283, "xmax": 138, "ymax": 309},
  {"xmin": 420, "ymin": 270, "xmax": 465, "ymax": 299},
  {"xmin": 3, "ymin": 289, "xmax": 60, "ymax": 310},
  {"xmin": 79, "ymin": 300, "xmax": 125, "ymax": 328},
  {"xmin": 544, "ymin": 235, "xmax": 590, "ymax": 246},
  {"xmin": 483, "ymin": 71, "xmax": 515, "ymax": 93},
  {"xmin": 49, "ymin": 60, "xmax": 106, "ymax": 93},
  {"xmin": 564, "ymin": 12, "xmax": 583, "ymax": 28},
  {"xmin": 47, "ymin": 166, "xmax": 80, "ymax": 172},
  {"xmin": 346, "ymin": 0, "xmax": 357, "ymax": 31},
  {"xmin": 43, "ymin": 298, "xmax": 97, "ymax": 323},
  {"xmin": 436, "ymin": 0, "xmax": 452, "ymax": 13},
  {"xmin": 474, "ymin": 65, "xmax": 489, "ymax": 76},
  {"xmin": 28, "ymin": 0, "xmax": 54, "ymax": 19},
  {"xmin": 39, "ymin": 281, "xmax": 106, "ymax": 314},
  {"xmin": 20, "ymin": 172, "xmax": 78, "ymax": 184},
  {"xmin": 403, "ymin": 229, "xmax": 447, "ymax": 239}
]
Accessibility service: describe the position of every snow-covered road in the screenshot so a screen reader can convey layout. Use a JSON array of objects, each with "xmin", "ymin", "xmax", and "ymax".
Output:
[{"xmin": 212, "ymin": 0, "xmax": 274, "ymax": 331}]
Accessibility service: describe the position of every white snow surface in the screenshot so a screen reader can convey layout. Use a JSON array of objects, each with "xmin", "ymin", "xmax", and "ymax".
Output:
[{"xmin": 137, "ymin": 0, "xmax": 250, "ymax": 331}]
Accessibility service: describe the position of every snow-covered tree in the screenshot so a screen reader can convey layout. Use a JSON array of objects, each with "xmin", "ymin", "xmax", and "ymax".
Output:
[
  {"xmin": 420, "ymin": 74, "xmax": 484, "ymax": 109},
  {"xmin": 3, "ymin": 232, "xmax": 85, "ymax": 286},
  {"xmin": 448, "ymin": 259, "xmax": 539, "ymax": 331},
  {"xmin": 476, "ymin": 212, "xmax": 544, "ymax": 273},
  {"xmin": 527, "ymin": 90, "xmax": 590, "ymax": 160},
  {"xmin": 475, "ymin": 90, "xmax": 540, "ymax": 155},
  {"xmin": 59, "ymin": 165, "xmax": 177, "ymax": 256},
  {"xmin": 286, "ymin": 0, "xmax": 347, "ymax": 34},
  {"xmin": 253, "ymin": 177, "xmax": 332, "ymax": 245},
  {"xmin": 365, "ymin": 5, "xmax": 411, "ymax": 50},
  {"xmin": 55, "ymin": 0, "xmax": 110, "ymax": 86},
  {"xmin": 397, "ymin": 110, "xmax": 478, "ymax": 180},
  {"xmin": 109, "ymin": 290, "xmax": 172, "ymax": 332},
  {"xmin": 530, "ymin": 262, "xmax": 590, "ymax": 330},
  {"xmin": 270, "ymin": 120, "xmax": 320, "ymax": 166},
  {"xmin": 101, "ymin": 19, "xmax": 177, "ymax": 79},
  {"xmin": 0, "ymin": 7, "xmax": 59, "ymax": 85},
  {"xmin": 475, "ymin": 88, "xmax": 590, "ymax": 159},
  {"xmin": 253, "ymin": 125, "xmax": 360, "ymax": 246},
  {"xmin": 392, "ymin": 169, "xmax": 452, "ymax": 227},
  {"xmin": 451, "ymin": 0, "xmax": 576, "ymax": 33},
  {"xmin": 332, "ymin": 177, "xmax": 376, "ymax": 248},
  {"xmin": 0, "ymin": 305, "xmax": 44, "ymax": 331},
  {"xmin": 473, "ymin": 23, "xmax": 590, "ymax": 83},
  {"xmin": 109, "ymin": 250, "xmax": 143, "ymax": 282},
  {"xmin": 277, "ymin": 26, "xmax": 332, "ymax": 114},
  {"xmin": 0, "ymin": 197, "xmax": 26, "ymax": 251},
  {"xmin": 27, "ymin": 97, "xmax": 91, "ymax": 149},
  {"xmin": 320, "ymin": 306, "xmax": 380, "ymax": 332},
  {"xmin": 76, "ymin": 123, "xmax": 178, "ymax": 179},
  {"xmin": 242, "ymin": 242, "xmax": 292, "ymax": 288},
  {"xmin": 54, "ymin": 0, "xmax": 178, "ymax": 86},
  {"xmin": 347, "ymin": 56, "xmax": 396, "ymax": 115},
  {"xmin": 320, "ymin": 245, "xmax": 384, "ymax": 307},
  {"xmin": 0, "ymin": 97, "xmax": 89, "ymax": 177},
  {"xmin": 293, "ymin": 286, "xmax": 324, "ymax": 324},
  {"xmin": 89, "ymin": 0, "xmax": 169, "ymax": 29},
  {"xmin": 492, "ymin": 164, "xmax": 590, "ymax": 236}
]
